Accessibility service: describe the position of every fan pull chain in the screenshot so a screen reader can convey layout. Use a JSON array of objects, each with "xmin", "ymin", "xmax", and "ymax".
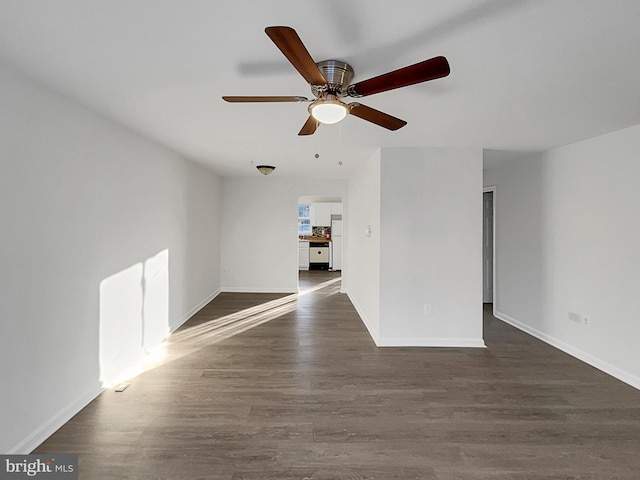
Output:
[
  {"xmin": 338, "ymin": 121, "xmax": 343, "ymax": 166},
  {"xmin": 313, "ymin": 126, "xmax": 319, "ymax": 157}
]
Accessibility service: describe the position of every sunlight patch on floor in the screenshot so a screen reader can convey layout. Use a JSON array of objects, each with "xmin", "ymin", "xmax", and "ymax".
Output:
[
  {"xmin": 172, "ymin": 276, "xmax": 341, "ymax": 343},
  {"xmin": 112, "ymin": 276, "xmax": 341, "ymax": 387}
]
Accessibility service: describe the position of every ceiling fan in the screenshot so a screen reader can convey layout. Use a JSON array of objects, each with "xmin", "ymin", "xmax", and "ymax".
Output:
[{"xmin": 222, "ymin": 26, "xmax": 450, "ymax": 136}]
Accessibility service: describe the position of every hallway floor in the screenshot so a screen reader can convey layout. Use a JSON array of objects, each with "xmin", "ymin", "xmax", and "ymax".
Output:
[{"xmin": 35, "ymin": 273, "xmax": 640, "ymax": 479}]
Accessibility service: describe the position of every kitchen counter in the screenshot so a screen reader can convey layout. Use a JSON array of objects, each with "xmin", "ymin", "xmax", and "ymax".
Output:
[{"xmin": 299, "ymin": 236, "xmax": 331, "ymax": 243}]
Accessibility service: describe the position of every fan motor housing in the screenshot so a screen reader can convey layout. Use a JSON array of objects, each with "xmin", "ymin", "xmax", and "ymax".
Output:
[{"xmin": 312, "ymin": 60, "xmax": 354, "ymax": 97}]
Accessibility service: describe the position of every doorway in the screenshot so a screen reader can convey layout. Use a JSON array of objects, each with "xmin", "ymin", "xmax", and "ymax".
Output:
[
  {"xmin": 483, "ymin": 187, "xmax": 495, "ymax": 305},
  {"xmin": 297, "ymin": 195, "xmax": 343, "ymax": 290}
]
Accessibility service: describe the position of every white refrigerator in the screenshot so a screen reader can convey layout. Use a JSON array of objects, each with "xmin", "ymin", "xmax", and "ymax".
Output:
[{"xmin": 330, "ymin": 219, "xmax": 343, "ymax": 271}]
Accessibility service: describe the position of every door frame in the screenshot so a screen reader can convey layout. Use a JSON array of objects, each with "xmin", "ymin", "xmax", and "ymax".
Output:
[
  {"xmin": 296, "ymin": 195, "xmax": 344, "ymax": 292},
  {"xmin": 483, "ymin": 186, "xmax": 497, "ymax": 314}
]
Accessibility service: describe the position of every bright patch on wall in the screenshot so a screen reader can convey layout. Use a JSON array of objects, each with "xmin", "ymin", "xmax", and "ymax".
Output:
[{"xmin": 98, "ymin": 249, "xmax": 169, "ymax": 387}]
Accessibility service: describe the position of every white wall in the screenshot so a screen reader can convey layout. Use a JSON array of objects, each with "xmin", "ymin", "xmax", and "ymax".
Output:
[
  {"xmin": 484, "ymin": 124, "xmax": 640, "ymax": 388},
  {"xmin": 345, "ymin": 150, "xmax": 382, "ymax": 341},
  {"xmin": 220, "ymin": 177, "xmax": 347, "ymax": 292},
  {"xmin": 0, "ymin": 62, "xmax": 221, "ymax": 453},
  {"xmin": 346, "ymin": 147, "xmax": 484, "ymax": 347},
  {"xmin": 379, "ymin": 147, "xmax": 484, "ymax": 347}
]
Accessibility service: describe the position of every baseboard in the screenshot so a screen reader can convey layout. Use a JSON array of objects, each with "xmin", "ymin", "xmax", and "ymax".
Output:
[
  {"xmin": 494, "ymin": 310, "xmax": 640, "ymax": 391},
  {"xmin": 8, "ymin": 384, "xmax": 104, "ymax": 454},
  {"xmin": 175, "ymin": 288, "xmax": 221, "ymax": 331},
  {"xmin": 346, "ymin": 293, "xmax": 485, "ymax": 348},
  {"xmin": 221, "ymin": 286, "xmax": 298, "ymax": 294},
  {"xmin": 9, "ymin": 289, "xmax": 223, "ymax": 454},
  {"xmin": 377, "ymin": 337, "xmax": 486, "ymax": 348},
  {"xmin": 346, "ymin": 293, "xmax": 380, "ymax": 345}
]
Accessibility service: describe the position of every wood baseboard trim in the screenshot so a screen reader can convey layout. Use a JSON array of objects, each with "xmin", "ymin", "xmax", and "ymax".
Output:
[
  {"xmin": 176, "ymin": 289, "xmax": 221, "ymax": 331},
  {"xmin": 494, "ymin": 310, "xmax": 640, "ymax": 391},
  {"xmin": 221, "ymin": 287, "xmax": 298, "ymax": 294},
  {"xmin": 346, "ymin": 293, "xmax": 484, "ymax": 348},
  {"xmin": 377, "ymin": 337, "xmax": 486, "ymax": 348},
  {"xmin": 10, "ymin": 289, "xmax": 224, "ymax": 454},
  {"xmin": 346, "ymin": 293, "xmax": 380, "ymax": 345},
  {"xmin": 10, "ymin": 384, "xmax": 104, "ymax": 454}
]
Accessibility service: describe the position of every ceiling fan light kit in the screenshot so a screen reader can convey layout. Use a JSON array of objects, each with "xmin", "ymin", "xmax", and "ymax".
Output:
[
  {"xmin": 309, "ymin": 95, "xmax": 348, "ymax": 124},
  {"xmin": 223, "ymin": 26, "xmax": 450, "ymax": 136}
]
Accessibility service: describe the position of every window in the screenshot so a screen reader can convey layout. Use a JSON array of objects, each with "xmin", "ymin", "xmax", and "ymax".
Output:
[{"xmin": 298, "ymin": 204, "xmax": 311, "ymax": 235}]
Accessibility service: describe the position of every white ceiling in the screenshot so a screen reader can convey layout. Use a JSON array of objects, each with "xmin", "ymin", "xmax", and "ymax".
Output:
[{"xmin": 1, "ymin": 0, "xmax": 639, "ymax": 177}]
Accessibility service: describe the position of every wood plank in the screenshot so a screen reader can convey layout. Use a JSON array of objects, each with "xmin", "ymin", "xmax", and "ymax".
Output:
[{"xmin": 34, "ymin": 271, "xmax": 640, "ymax": 479}]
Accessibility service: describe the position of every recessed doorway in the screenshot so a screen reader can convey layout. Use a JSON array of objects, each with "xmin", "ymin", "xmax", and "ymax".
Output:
[
  {"xmin": 483, "ymin": 187, "xmax": 496, "ymax": 306},
  {"xmin": 297, "ymin": 195, "xmax": 343, "ymax": 291}
]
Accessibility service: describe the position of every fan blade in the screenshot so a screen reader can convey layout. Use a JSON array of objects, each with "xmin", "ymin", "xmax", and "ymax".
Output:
[
  {"xmin": 348, "ymin": 103, "xmax": 407, "ymax": 131},
  {"xmin": 265, "ymin": 26, "xmax": 327, "ymax": 86},
  {"xmin": 222, "ymin": 96, "xmax": 308, "ymax": 103},
  {"xmin": 298, "ymin": 116, "xmax": 319, "ymax": 136},
  {"xmin": 347, "ymin": 56, "xmax": 450, "ymax": 97}
]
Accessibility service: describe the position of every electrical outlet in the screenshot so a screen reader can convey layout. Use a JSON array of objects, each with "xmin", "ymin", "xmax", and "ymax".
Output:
[
  {"xmin": 583, "ymin": 317, "xmax": 589, "ymax": 326},
  {"xmin": 423, "ymin": 304, "xmax": 432, "ymax": 316}
]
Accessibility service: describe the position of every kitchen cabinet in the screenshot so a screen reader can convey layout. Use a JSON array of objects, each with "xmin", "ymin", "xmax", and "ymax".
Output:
[
  {"xmin": 310, "ymin": 203, "xmax": 331, "ymax": 226},
  {"xmin": 310, "ymin": 202, "xmax": 342, "ymax": 226},
  {"xmin": 298, "ymin": 241, "xmax": 309, "ymax": 270}
]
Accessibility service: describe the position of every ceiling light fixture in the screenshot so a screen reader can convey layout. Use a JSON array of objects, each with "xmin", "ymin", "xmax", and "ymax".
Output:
[
  {"xmin": 256, "ymin": 165, "xmax": 276, "ymax": 175},
  {"xmin": 309, "ymin": 95, "xmax": 348, "ymax": 124}
]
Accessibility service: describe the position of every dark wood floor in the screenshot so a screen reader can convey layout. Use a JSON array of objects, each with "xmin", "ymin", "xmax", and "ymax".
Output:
[{"xmin": 35, "ymin": 271, "xmax": 640, "ymax": 479}]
